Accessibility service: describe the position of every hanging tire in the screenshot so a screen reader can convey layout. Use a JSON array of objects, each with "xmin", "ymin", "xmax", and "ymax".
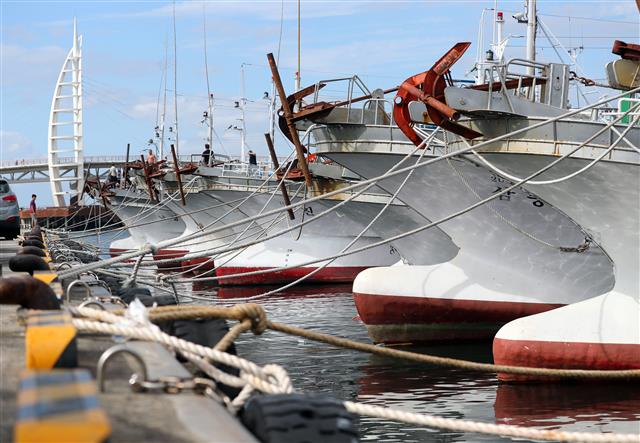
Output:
[
  {"xmin": 9, "ymin": 255, "xmax": 50, "ymax": 275},
  {"xmin": 115, "ymin": 287, "xmax": 153, "ymax": 304},
  {"xmin": 22, "ymin": 239, "xmax": 45, "ymax": 249},
  {"xmin": 18, "ymin": 246, "xmax": 46, "ymax": 257},
  {"xmin": 240, "ymin": 394, "xmax": 359, "ymax": 443},
  {"xmin": 99, "ymin": 275, "xmax": 124, "ymax": 295},
  {"xmin": 172, "ymin": 317, "xmax": 241, "ymax": 399}
]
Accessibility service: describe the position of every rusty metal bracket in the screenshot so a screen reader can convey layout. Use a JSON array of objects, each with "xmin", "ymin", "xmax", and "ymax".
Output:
[
  {"xmin": 265, "ymin": 133, "xmax": 295, "ymax": 220},
  {"xmin": 267, "ymin": 52, "xmax": 313, "ymax": 187},
  {"xmin": 171, "ymin": 144, "xmax": 186, "ymax": 206},
  {"xmin": 393, "ymin": 42, "xmax": 483, "ymax": 145}
]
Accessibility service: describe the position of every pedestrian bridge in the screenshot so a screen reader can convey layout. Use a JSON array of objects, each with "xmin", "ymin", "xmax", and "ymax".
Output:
[{"xmin": 0, "ymin": 155, "xmax": 195, "ymax": 184}]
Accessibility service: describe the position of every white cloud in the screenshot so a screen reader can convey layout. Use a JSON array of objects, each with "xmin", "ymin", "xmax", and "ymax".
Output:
[
  {"xmin": 0, "ymin": 130, "xmax": 35, "ymax": 159},
  {"xmin": 0, "ymin": 43, "xmax": 67, "ymax": 86}
]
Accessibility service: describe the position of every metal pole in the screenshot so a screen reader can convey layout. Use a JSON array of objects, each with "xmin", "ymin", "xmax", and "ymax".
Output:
[
  {"xmin": 526, "ymin": 0, "xmax": 537, "ymax": 75},
  {"xmin": 171, "ymin": 144, "xmax": 186, "ymax": 206},
  {"xmin": 265, "ymin": 133, "xmax": 295, "ymax": 220},
  {"xmin": 123, "ymin": 143, "xmax": 130, "ymax": 187},
  {"xmin": 266, "ymin": 52, "xmax": 312, "ymax": 187},
  {"xmin": 296, "ymin": 0, "xmax": 301, "ymax": 92},
  {"xmin": 240, "ymin": 63, "xmax": 246, "ymax": 164},
  {"xmin": 141, "ymin": 155, "xmax": 156, "ymax": 203},
  {"xmin": 172, "ymin": 1, "xmax": 179, "ymax": 156}
]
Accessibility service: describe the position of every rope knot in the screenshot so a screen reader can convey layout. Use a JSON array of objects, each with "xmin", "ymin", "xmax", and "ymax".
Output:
[{"xmin": 231, "ymin": 303, "xmax": 267, "ymax": 335}]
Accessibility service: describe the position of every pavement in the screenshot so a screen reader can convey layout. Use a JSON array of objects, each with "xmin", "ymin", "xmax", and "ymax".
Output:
[{"xmin": 0, "ymin": 238, "xmax": 257, "ymax": 442}]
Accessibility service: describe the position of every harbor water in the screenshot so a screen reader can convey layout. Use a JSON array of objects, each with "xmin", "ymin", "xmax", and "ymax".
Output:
[
  {"xmin": 80, "ymin": 225, "xmax": 640, "ymax": 441},
  {"xmin": 211, "ymin": 287, "xmax": 640, "ymax": 442}
]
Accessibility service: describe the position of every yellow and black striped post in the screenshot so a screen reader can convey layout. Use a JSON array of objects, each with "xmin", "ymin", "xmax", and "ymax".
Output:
[
  {"xmin": 25, "ymin": 310, "xmax": 77, "ymax": 369},
  {"xmin": 15, "ymin": 369, "xmax": 111, "ymax": 443}
]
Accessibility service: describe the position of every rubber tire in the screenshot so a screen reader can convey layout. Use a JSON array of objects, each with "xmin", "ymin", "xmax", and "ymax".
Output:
[
  {"xmin": 18, "ymin": 246, "xmax": 46, "ymax": 257},
  {"xmin": 172, "ymin": 318, "xmax": 241, "ymax": 399},
  {"xmin": 9, "ymin": 255, "xmax": 50, "ymax": 275},
  {"xmin": 116, "ymin": 287, "xmax": 153, "ymax": 304},
  {"xmin": 240, "ymin": 394, "xmax": 359, "ymax": 443},
  {"xmin": 99, "ymin": 275, "xmax": 122, "ymax": 293},
  {"xmin": 22, "ymin": 239, "xmax": 45, "ymax": 249}
]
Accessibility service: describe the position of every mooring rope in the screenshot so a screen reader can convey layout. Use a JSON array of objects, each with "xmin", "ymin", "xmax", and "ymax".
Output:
[
  {"xmin": 68, "ymin": 304, "xmax": 640, "ymax": 443},
  {"xmin": 56, "ymin": 85, "xmax": 640, "ymax": 280}
]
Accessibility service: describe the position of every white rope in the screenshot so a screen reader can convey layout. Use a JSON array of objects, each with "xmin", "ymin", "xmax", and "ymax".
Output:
[
  {"xmin": 71, "ymin": 317, "xmax": 291, "ymax": 396},
  {"xmin": 344, "ymin": 402, "xmax": 640, "ymax": 443},
  {"xmin": 465, "ymin": 104, "xmax": 640, "ymax": 186},
  {"xmin": 70, "ymin": 307, "xmax": 639, "ymax": 442}
]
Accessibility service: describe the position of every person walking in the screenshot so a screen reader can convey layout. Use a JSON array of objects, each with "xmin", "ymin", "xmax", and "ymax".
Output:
[{"xmin": 29, "ymin": 194, "xmax": 37, "ymax": 227}]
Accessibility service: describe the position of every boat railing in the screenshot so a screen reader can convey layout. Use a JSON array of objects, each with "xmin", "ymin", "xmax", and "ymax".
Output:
[
  {"xmin": 481, "ymin": 58, "xmax": 569, "ymax": 110},
  {"xmin": 309, "ymin": 75, "xmax": 371, "ymax": 122},
  {"xmin": 361, "ymin": 98, "xmax": 394, "ymax": 126}
]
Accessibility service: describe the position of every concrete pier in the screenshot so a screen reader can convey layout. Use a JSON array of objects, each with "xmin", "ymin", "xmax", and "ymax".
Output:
[{"xmin": 0, "ymin": 239, "xmax": 257, "ymax": 442}]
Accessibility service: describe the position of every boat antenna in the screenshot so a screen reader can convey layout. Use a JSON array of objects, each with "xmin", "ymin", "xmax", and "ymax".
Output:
[
  {"xmin": 159, "ymin": 33, "xmax": 169, "ymax": 162},
  {"xmin": 172, "ymin": 0, "xmax": 179, "ymax": 158},
  {"xmin": 202, "ymin": 3, "xmax": 214, "ymax": 164},
  {"xmin": 240, "ymin": 63, "xmax": 247, "ymax": 164},
  {"xmin": 269, "ymin": 0, "xmax": 285, "ymax": 142},
  {"xmin": 296, "ymin": 0, "xmax": 301, "ymax": 92}
]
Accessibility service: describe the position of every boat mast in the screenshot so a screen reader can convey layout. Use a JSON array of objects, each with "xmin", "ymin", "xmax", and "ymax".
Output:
[
  {"xmin": 296, "ymin": 0, "xmax": 301, "ymax": 92},
  {"xmin": 202, "ymin": 4, "xmax": 214, "ymax": 164},
  {"xmin": 526, "ymin": 0, "xmax": 537, "ymax": 74},
  {"xmin": 240, "ymin": 63, "xmax": 247, "ymax": 164},
  {"xmin": 159, "ymin": 36, "xmax": 168, "ymax": 162},
  {"xmin": 172, "ymin": 1, "xmax": 179, "ymax": 158}
]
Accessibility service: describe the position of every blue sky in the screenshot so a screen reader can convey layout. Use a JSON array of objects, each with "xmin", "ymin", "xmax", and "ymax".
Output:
[{"xmin": 1, "ymin": 0, "xmax": 638, "ymax": 205}]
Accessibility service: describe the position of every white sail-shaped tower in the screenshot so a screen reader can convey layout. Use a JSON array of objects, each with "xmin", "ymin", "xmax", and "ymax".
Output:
[{"xmin": 48, "ymin": 19, "xmax": 84, "ymax": 206}]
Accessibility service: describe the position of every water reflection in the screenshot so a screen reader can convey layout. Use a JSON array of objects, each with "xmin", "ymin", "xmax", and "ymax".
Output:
[{"xmin": 191, "ymin": 286, "xmax": 639, "ymax": 441}]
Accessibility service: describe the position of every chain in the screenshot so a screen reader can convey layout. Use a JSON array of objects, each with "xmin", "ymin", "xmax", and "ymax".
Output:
[
  {"xmin": 569, "ymin": 71, "xmax": 596, "ymax": 87},
  {"xmin": 129, "ymin": 374, "xmax": 216, "ymax": 395}
]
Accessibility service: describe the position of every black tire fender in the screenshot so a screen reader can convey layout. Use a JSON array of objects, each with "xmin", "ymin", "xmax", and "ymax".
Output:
[
  {"xmin": 240, "ymin": 394, "xmax": 359, "ymax": 443},
  {"xmin": 9, "ymin": 255, "xmax": 50, "ymax": 275}
]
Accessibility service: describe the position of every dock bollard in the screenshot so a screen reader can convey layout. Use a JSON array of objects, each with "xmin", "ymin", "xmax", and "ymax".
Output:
[
  {"xmin": 25, "ymin": 310, "xmax": 78, "ymax": 369},
  {"xmin": 15, "ymin": 369, "xmax": 111, "ymax": 443}
]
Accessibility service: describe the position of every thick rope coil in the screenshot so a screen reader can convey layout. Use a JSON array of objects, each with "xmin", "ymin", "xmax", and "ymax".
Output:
[
  {"xmin": 70, "ymin": 307, "xmax": 639, "ymax": 442},
  {"xmin": 344, "ymin": 402, "xmax": 640, "ymax": 443},
  {"xmin": 108, "ymin": 304, "xmax": 640, "ymax": 380}
]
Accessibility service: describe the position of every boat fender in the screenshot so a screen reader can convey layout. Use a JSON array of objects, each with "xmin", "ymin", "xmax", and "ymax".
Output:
[
  {"xmin": 115, "ymin": 287, "xmax": 152, "ymax": 304},
  {"xmin": 26, "ymin": 234, "xmax": 43, "ymax": 241},
  {"xmin": 0, "ymin": 276, "xmax": 60, "ymax": 309},
  {"xmin": 18, "ymin": 246, "xmax": 47, "ymax": 257},
  {"xmin": 9, "ymin": 255, "xmax": 50, "ymax": 276},
  {"xmin": 171, "ymin": 318, "xmax": 241, "ymax": 399},
  {"xmin": 99, "ymin": 276, "xmax": 124, "ymax": 295},
  {"xmin": 240, "ymin": 393, "xmax": 359, "ymax": 443},
  {"xmin": 22, "ymin": 239, "xmax": 45, "ymax": 249}
]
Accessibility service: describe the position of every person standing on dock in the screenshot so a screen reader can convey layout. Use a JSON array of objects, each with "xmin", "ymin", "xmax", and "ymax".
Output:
[{"xmin": 29, "ymin": 194, "xmax": 37, "ymax": 226}]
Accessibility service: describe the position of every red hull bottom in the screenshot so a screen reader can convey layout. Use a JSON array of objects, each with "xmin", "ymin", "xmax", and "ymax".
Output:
[
  {"xmin": 109, "ymin": 248, "xmax": 135, "ymax": 263},
  {"xmin": 152, "ymin": 249, "xmax": 189, "ymax": 272},
  {"xmin": 493, "ymin": 338, "xmax": 640, "ymax": 382},
  {"xmin": 181, "ymin": 256, "xmax": 217, "ymax": 274},
  {"xmin": 354, "ymin": 292, "xmax": 563, "ymax": 344},
  {"xmin": 216, "ymin": 266, "xmax": 370, "ymax": 286}
]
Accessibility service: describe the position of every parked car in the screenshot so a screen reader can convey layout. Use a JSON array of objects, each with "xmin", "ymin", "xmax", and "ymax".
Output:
[{"xmin": 0, "ymin": 180, "xmax": 20, "ymax": 239}]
